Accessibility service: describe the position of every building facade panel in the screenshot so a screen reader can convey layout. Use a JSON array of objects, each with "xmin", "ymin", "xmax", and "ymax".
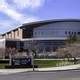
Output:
[
  {"xmin": 8, "ymin": 33, "xmax": 12, "ymax": 39},
  {"xmin": 14, "ymin": 29, "xmax": 20, "ymax": 39},
  {"xmin": 33, "ymin": 22, "xmax": 80, "ymax": 38}
]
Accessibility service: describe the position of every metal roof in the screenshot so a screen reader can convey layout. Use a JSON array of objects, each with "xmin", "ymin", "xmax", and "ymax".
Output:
[{"xmin": 2, "ymin": 19, "xmax": 80, "ymax": 35}]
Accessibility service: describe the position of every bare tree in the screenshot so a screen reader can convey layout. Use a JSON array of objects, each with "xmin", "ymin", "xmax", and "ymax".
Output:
[
  {"xmin": 0, "ymin": 48, "xmax": 5, "ymax": 59},
  {"xmin": 6, "ymin": 47, "xmax": 17, "ymax": 65},
  {"xmin": 57, "ymin": 42, "xmax": 80, "ymax": 64}
]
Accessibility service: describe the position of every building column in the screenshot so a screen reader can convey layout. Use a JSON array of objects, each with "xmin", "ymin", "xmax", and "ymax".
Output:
[
  {"xmin": 8, "ymin": 33, "xmax": 11, "ymax": 39},
  {"xmin": 18, "ymin": 28, "xmax": 23, "ymax": 39},
  {"xmin": 11, "ymin": 31, "xmax": 15, "ymax": 39}
]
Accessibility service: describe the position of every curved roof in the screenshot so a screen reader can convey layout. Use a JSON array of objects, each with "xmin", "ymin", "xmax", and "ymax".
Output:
[
  {"xmin": 22, "ymin": 19, "xmax": 80, "ymax": 27},
  {"xmin": 2, "ymin": 19, "xmax": 80, "ymax": 35},
  {"xmin": 21, "ymin": 19, "xmax": 80, "ymax": 30}
]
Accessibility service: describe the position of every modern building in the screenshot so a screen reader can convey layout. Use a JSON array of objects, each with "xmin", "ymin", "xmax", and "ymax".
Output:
[{"xmin": 0, "ymin": 19, "xmax": 80, "ymax": 58}]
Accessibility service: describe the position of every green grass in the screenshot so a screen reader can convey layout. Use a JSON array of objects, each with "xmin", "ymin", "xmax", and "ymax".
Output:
[
  {"xmin": 0, "ymin": 60, "xmax": 61, "ymax": 68},
  {"xmin": 34, "ymin": 60, "xmax": 62, "ymax": 68},
  {"xmin": 0, "ymin": 60, "xmax": 74, "ymax": 69},
  {"xmin": 0, "ymin": 60, "xmax": 63, "ymax": 69},
  {"xmin": 0, "ymin": 63, "xmax": 8, "ymax": 69}
]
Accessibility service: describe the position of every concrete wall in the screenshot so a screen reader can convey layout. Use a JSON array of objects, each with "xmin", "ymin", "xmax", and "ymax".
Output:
[{"xmin": 1, "ymin": 28, "xmax": 23, "ymax": 39}]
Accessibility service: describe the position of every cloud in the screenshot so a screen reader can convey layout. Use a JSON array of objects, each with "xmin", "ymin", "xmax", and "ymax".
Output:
[
  {"xmin": 13, "ymin": 0, "xmax": 45, "ymax": 9},
  {"xmin": 0, "ymin": 0, "xmax": 39, "ymax": 23},
  {"xmin": 0, "ymin": 0, "xmax": 23, "ymax": 21},
  {"xmin": 0, "ymin": 0, "xmax": 44, "ymax": 33}
]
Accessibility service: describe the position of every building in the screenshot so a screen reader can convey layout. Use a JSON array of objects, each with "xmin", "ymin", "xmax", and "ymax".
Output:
[{"xmin": 0, "ymin": 19, "xmax": 80, "ymax": 58}]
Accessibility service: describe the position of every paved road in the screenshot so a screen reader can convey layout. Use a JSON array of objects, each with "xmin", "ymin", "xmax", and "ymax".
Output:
[{"xmin": 0, "ymin": 70, "xmax": 80, "ymax": 80}]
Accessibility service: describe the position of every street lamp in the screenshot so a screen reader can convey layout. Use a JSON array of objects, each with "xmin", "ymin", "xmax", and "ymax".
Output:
[
  {"xmin": 31, "ymin": 40, "xmax": 35, "ymax": 71},
  {"xmin": 32, "ymin": 51, "xmax": 35, "ymax": 71},
  {"xmin": 31, "ymin": 40, "xmax": 38, "ymax": 71}
]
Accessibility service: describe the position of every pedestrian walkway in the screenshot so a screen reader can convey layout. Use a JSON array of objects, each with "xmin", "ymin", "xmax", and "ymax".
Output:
[
  {"xmin": 0, "ymin": 64, "xmax": 80, "ymax": 75},
  {"xmin": 38, "ymin": 64, "xmax": 80, "ymax": 71}
]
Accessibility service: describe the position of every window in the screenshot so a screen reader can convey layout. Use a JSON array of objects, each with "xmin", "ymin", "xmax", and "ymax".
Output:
[
  {"xmin": 68, "ymin": 31, "xmax": 71, "ymax": 35},
  {"xmin": 78, "ymin": 32, "xmax": 80, "ymax": 35},
  {"xmin": 41, "ymin": 31, "xmax": 44, "ymax": 35},
  {"xmin": 38, "ymin": 31, "xmax": 40, "ymax": 36},
  {"xmin": 72, "ymin": 32, "xmax": 73, "ymax": 35},
  {"xmin": 34, "ymin": 32, "xmax": 37, "ymax": 35},
  {"xmin": 74, "ymin": 32, "xmax": 76, "ymax": 35},
  {"xmin": 65, "ymin": 31, "xmax": 67, "ymax": 34}
]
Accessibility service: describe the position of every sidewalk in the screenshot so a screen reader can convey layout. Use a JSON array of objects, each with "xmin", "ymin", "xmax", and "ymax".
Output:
[
  {"xmin": 0, "ymin": 64, "xmax": 80, "ymax": 74},
  {"xmin": 38, "ymin": 64, "xmax": 80, "ymax": 71}
]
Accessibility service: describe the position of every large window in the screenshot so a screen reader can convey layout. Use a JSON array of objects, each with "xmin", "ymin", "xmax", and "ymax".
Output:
[
  {"xmin": 23, "ymin": 28, "xmax": 33, "ymax": 38},
  {"xmin": 33, "ymin": 22, "xmax": 80, "ymax": 38},
  {"xmin": 22, "ymin": 40, "xmax": 65, "ymax": 53}
]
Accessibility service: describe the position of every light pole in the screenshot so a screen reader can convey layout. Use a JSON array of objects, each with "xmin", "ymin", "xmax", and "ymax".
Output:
[
  {"xmin": 31, "ymin": 40, "xmax": 37, "ymax": 71},
  {"xmin": 31, "ymin": 40, "xmax": 35, "ymax": 71},
  {"xmin": 32, "ymin": 51, "xmax": 35, "ymax": 71},
  {"xmin": 9, "ymin": 53, "xmax": 12, "ymax": 65}
]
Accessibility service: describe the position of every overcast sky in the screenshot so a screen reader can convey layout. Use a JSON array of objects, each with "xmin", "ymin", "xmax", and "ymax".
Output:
[{"xmin": 0, "ymin": 0, "xmax": 80, "ymax": 33}]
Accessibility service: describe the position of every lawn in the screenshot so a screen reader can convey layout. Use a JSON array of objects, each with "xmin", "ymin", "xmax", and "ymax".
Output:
[
  {"xmin": 0, "ymin": 60, "xmax": 60, "ymax": 68},
  {"xmin": 0, "ymin": 63, "xmax": 8, "ymax": 69},
  {"xmin": 34, "ymin": 60, "xmax": 62, "ymax": 68},
  {"xmin": 0, "ymin": 59, "xmax": 74, "ymax": 69}
]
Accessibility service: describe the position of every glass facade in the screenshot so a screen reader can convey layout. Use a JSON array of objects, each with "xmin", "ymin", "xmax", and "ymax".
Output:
[
  {"xmin": 22, "ymin": 40, "xmax": 65, "ymax": 53},
  {"xmin": 20, "ymin": 21, "xmax": 80, "ymax": 53},
  {"xmin": 33, "ymin": 22, "xmax": 80, "ymax": 38},
  {"xmin": 3, "ymin": 21, "xmax": 80, "ymax": 58}
]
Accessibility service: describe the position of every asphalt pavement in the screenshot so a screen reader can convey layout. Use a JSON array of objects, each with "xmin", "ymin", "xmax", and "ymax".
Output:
[{"xmin": 0, "ymin": 70, "xmax": 80, "ymax": 80}]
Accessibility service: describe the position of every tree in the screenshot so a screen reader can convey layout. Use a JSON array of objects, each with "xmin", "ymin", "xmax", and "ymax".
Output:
[
  {"xmin": 66, "ymin": 32, "xmax": 78, "ymax": 44},
  {"xmin": 56, "ymin": 31, "xmax": 80, "ymax": 65},
  {"xmin": 6, "ymin": 47, "xmax": 17, "ymax": 65},
  {"xmin": 0, "ymin": 48, "xmax": 5, "ymax": 59},
  {"xmin": 57, "ymin": 42, "xmax": 80, "ymax": 64}
]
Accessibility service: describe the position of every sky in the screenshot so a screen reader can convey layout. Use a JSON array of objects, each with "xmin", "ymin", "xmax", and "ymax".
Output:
[{"xmin": 0, "ymin": 0, "xmax": 80, "ymax": 33}]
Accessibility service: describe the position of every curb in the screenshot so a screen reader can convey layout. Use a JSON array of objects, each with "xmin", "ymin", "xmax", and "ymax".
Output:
[
  {"xmin": 32, "ymin": 68, "xmax": 80, "ymax": 72},
  {"xmin": 0, "ymin": 64, "xmax": 80, "ymax": 74}
]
